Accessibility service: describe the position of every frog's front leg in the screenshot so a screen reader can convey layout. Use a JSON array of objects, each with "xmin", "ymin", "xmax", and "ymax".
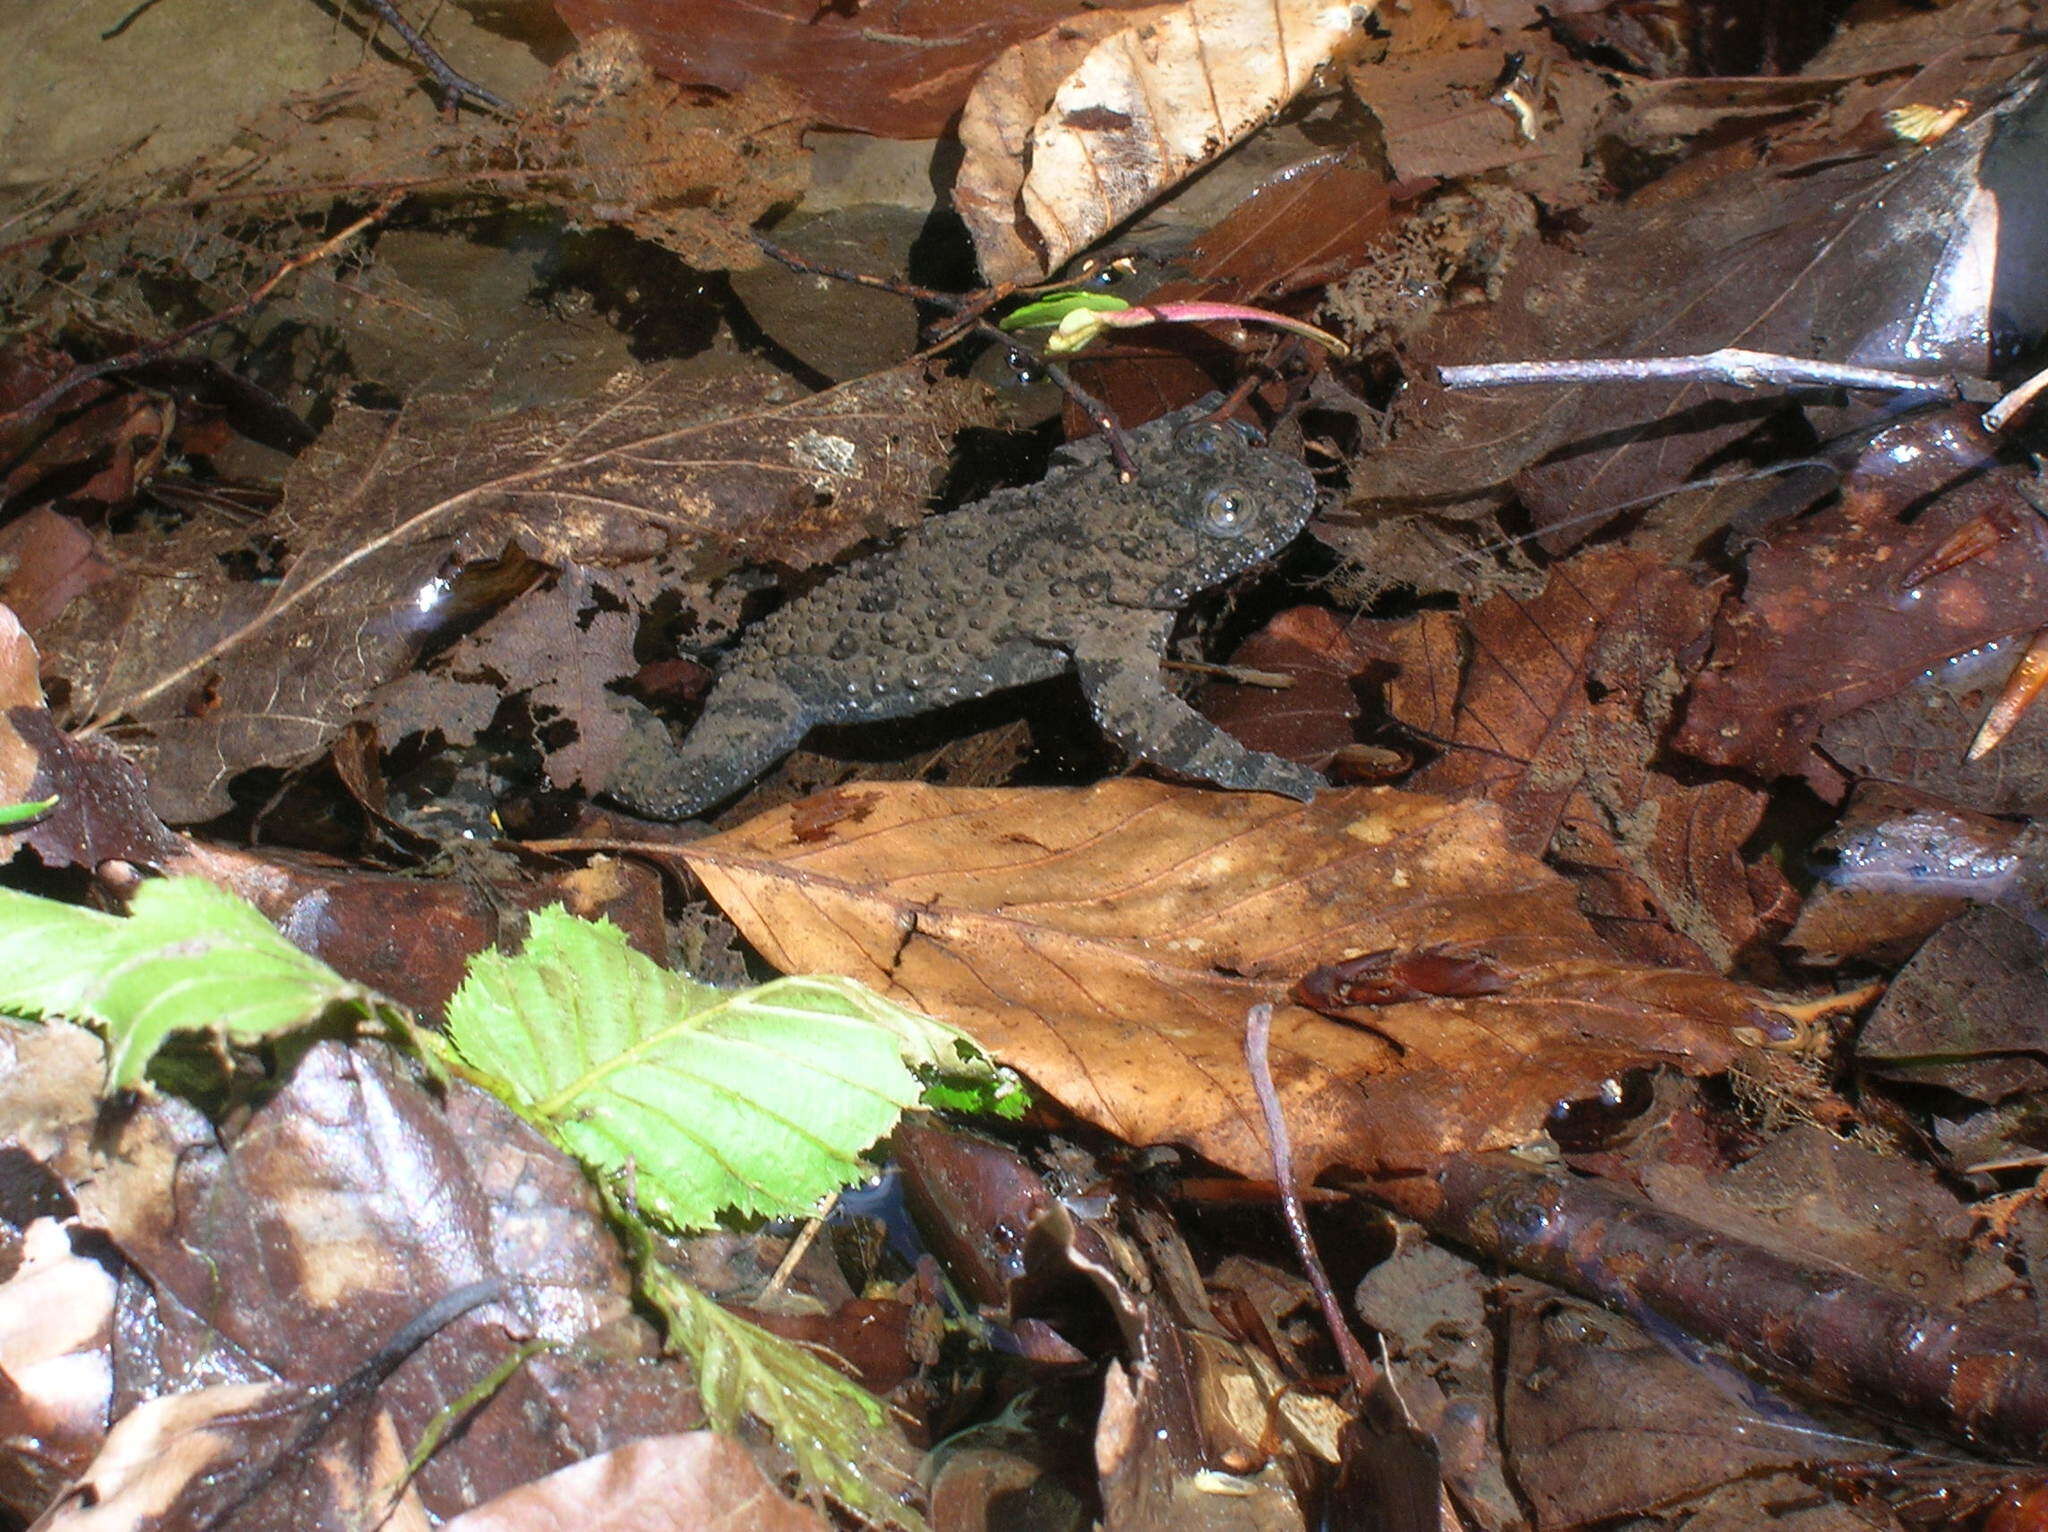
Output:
[
  {"xmin": 604, "ymin": 674, "xmax": 814, "ymax": 820},
  {"xmin": 1068, "ymin": 616, "xmax": 1323, "ymax": 800}
]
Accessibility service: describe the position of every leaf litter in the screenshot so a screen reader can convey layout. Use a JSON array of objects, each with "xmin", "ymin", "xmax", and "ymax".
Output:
[{"xmin": 6, "ymin": 0, "xmax": 2048, "ymax": 1526}]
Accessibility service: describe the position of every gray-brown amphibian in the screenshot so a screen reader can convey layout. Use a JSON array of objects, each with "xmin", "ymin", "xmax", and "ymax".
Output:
[{"xmin": 606, "ymin": 401, "xmax": 1322, "ymax": 818}]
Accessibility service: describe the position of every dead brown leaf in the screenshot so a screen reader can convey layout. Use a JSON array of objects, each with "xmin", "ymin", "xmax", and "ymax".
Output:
[
  {"xmin": 64, "ymin": 1041, "xmax": 705, "ymax": 1520},
  {"xmin": 441, "ymin": 1432, "xmax": 832, "ymax": 1532},
  {"xmin": 553, "ymin": 0, "xmax": 1161, "ymax": 139},
  {"xmin": 1821, "ymin": 632, "xmax": 2048, "ymax": 816},
  {"xmin": 956, "ymin": 0, "xmax": 1377, "ymax": 284},
  {"xmin": 0, "ymin": 605, "xmax": 184, "ymax": 874},
  {"xmin": 1348, "ymin": 45, "xmax": 2039, "ymax": 540},
  {"xmin": 1406, "ymin": 548, "xmax": 1772, "ymax": 969},
  {"xmin": 34, "ymin": 1381, "xmax": 431, "ymax": 1532},
  {"xmin": 1499, "ymin": 1290, "xmax": 1878, "ymax": 1527},
  {"xmin": 682, "ymin": 781, "xmax": 1766, "ymax": 1180},
  {"xmin": 38, "ymin": 367, "xmax": 983, "ymax": 821},
  {"xmin": 1674, "ymin": 448, "xmax": 2048, "ymax": 792}
]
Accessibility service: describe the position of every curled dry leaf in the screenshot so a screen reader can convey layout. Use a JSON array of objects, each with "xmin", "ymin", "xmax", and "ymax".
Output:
[
  {"xmin": 681, "ymin": 781, "xmax": 1766, "ymax": 1181},
  {"xmin": 957, "ymin": 0, "xmax": 1377, "ymax": 284}
]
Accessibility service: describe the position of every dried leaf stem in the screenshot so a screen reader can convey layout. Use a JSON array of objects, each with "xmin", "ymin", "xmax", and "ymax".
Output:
[{"xmin": 1244, "ymin": 1003, "xmax": 1378, "ymax": 1395}]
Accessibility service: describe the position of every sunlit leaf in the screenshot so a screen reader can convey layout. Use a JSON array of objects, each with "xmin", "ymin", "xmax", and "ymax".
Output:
[
  {"xmin": 0, "ymin": 878, "xmax": 380, "ymax": 1089},
  {"xmin": 444, "ymin": 907, "xmax": 994, "ymax": 1229}
]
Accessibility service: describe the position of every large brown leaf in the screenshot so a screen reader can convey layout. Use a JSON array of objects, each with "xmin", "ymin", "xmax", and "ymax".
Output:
[{"xmin": 681, "ymin": 782, "xmax": 1766, "ymax": 1181}]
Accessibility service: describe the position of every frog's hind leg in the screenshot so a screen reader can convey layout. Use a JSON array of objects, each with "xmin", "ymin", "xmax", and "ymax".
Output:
[
  {"xmin": 604, "ymin": 677, "xmax": 812, "ymax": 821},
  {"xmin": 1075, "ymin": 656, "xmax": 1323, "ymax": 800}
]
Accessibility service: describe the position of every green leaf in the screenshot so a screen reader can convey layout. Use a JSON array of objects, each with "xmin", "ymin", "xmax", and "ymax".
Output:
[
  {"xmin": 641, "ymin": 1260, "xmax": 926, "ymax": 1531},
  {"xmin": 445, "ymin": 908, "xmax": 990, "ymax": 1229},
  {"xmin": 998, "ymin": 289, "xmax": 1129, "ymax": 332},
  {"xmin": 0, "ymin": 796, "xmax": 57, "ymax": 827},
  {"xmin": 0, "ymin": 878, "xmax": 380, "ymax": 1089}
]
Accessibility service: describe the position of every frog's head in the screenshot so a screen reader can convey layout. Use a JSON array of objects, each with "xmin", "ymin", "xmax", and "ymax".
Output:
[{"xmin": 1124, "ymin": 410, "xmax": 1319, "ymax": 608}]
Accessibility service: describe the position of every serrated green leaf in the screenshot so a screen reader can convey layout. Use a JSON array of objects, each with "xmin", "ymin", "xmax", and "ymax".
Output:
[
  {"xmin": 0, "ymin": 879, "xmax": 379, "ymax": 1089},
  {"xmin": 642, "ymin": 1259, "xmax": 926, "ymax": 1532},
  {"xmin": 445, "ymin": 907, "xmax": 989, "ymax": 1229},
  {"xmin": 998, "ymin": 289, "xmax": 1129, "ymax": 332}
]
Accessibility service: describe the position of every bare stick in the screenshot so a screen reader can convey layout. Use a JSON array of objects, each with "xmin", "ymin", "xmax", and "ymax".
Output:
[
  {"xmin": 750, "ymin": 233, "xmax": 1142, "ymax": 478},
  {"xmin": 1376, "ymin": 1153, "xmax": 2048, "ymax": 1458},
  {"xmin": 1438, "ymin": 347, "xmax": 1966, "ymax": 397},
  {"xmin": 0, "ymin": 199, "xmax": 398, "ymax": 432},
  {"xmin": 356, "ymin": 0, "xmax": 512, "ymax": 115},
  {"xmin": 1244, "ymin": 1003, "xmax": 1378, "ymax": 1394},
  {"xmin": 1986, "ymin": 358, "xmax": 2048, "ymax": 433}
]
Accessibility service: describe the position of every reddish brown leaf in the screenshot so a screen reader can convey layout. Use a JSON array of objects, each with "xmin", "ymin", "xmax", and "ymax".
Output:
[
  {"xmin": 1404, "ymin": 548, "xmax": 1770, "ymax": 966},
  {"xmin": 553, "ymin": 0, "xmax": 1159, "ymax": 139},
  {"xmin": 1675, "ymin": 447, "xmax": 2048, "ymax": 791},
  {"xmin": 1196, "ymin": 606, "xmax": 1380, "ymax": 772}
]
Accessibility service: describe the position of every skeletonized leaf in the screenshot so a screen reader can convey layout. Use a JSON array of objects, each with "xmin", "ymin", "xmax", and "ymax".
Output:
[
  {"xmin": 958, "ymin": 0, "xmax": 1375, "ymax": 282},
  {"xmin": 0, "ymin": 879, "xmax": 380, "ymax": 1089},
  {"xmin": 445, "ymin": 907, "xmax": 989, "ymax": 1229}
]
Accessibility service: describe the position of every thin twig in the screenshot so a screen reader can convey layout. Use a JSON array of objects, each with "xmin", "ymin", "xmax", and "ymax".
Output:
[
  {"xmin": 750, "ymin": 233, "xmax": 1142, "ymax": 477},
  {"xmin": 763, "ymin": 1191, "xmax": 839, "ymax": 1297},
  {"xmin": 356, "ymin": 0, "xmax": 512, "ymax": 115},
  {"xmin": 0, "ymin": 199, "xmax": 398, "ymax": 434},
  {"xmin": 1437, "ymin": 347, "xmax": 1969, "ymax": 397},
  {"xmin": 99, "ymin": 0, "xmax": 168, "ymax": 38},
  {"xmin": 207, "ymin": 1278, "xmax": 508, "ymax": 1528},
  {"xmin": 1243, "ymin": 1003, "xmax": 1378, "ymax": 1395},
  {"xmin": 1986, "ymin": 357, "xmax": 2048, "ymax": 432}
]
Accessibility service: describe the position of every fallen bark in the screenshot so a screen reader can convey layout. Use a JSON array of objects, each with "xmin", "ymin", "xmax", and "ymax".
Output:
[{"xmin": 1372, "ymin": 1153, "xmax": 2048, "ymax": 1462}]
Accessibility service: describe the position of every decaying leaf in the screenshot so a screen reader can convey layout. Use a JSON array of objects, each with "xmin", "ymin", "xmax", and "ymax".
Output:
[
  {"xmin": 1406, "ymin": 548, "xmax": 1778, "ymax": 968},
  {"xmin": 33, "ymin": 1380, "xmax": 431, "ymax": 1532},
  {"xmin": 0, "ymin": 604, "xmax": 183, "ymax": 875},
  {"xmin": 553, "ymin": 0, "xmax": 1162, "ymax": 139},
  {"xmin": 957, "ymin": 0, "xmax": 1378, "ymax": 284},
  {"xmin": 682, "ymin": 781, "xmax": 1767, "ymax": 1181},
  {"xmin": 39, "ymin": 367, "xmax": 983, "ymax": 821},
  {"xmin": 441, "ymin": 1432, "xmax": 832, "ymax": 1532},
  {"xmin": 1675, "ymin": 445, "xmax": 2048, "ymax": 792}
]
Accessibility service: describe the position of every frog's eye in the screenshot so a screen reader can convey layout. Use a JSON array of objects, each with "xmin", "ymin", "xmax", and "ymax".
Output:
[
  {"xmin": 1177, "ymin": 422, "xmax": 1231, "ymax": 458},
  {"xmin": 1197, "ymin": 485, "xmax": 1252, "ymax": 536}
]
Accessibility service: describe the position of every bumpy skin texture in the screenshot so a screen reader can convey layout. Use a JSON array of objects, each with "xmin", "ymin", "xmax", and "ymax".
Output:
[{"xmin": 607, "ymin": 403, "xmax": 1322, "ymax": 819}]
